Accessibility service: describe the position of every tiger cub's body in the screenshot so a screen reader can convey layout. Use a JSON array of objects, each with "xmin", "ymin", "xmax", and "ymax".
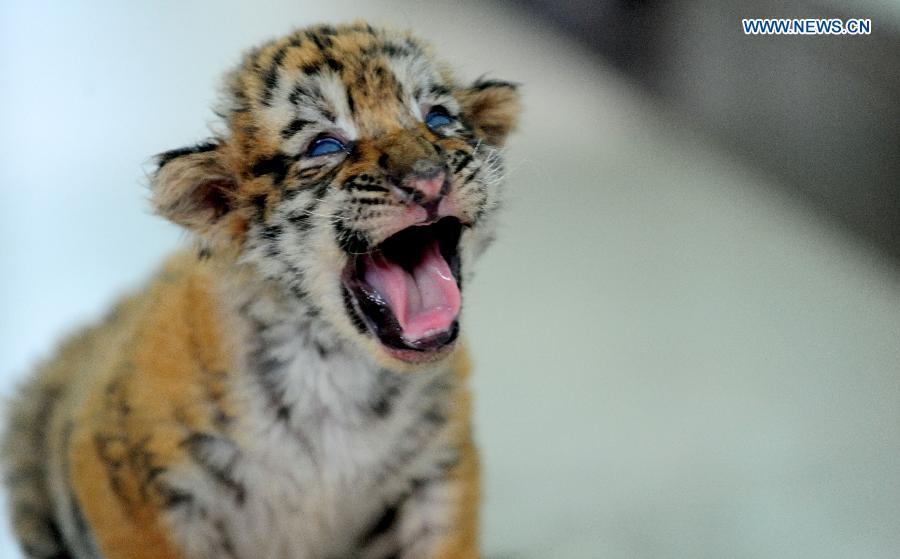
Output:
[{"xmin": 2, "ymin": 23, "xmax": 519, "ymax": 559}]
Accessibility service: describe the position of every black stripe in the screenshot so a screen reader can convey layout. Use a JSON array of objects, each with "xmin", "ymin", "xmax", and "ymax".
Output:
[
  {"xmin": 473, "ymin": 196, "xmax": 490, "ymax": 222},
  {"xmin": 281, "ymin": 118, "xmax": 312, "ymax": 138},
  {"xmin": 213, "ymin": 519, "xmax": 238, "ymax": 559},
  {"xmin": 251, "ymin": 152, "xmax": 293, "ymax": 185},
  {"xmin": 471, "ymin": 78, "xmax": 519, "ymax": 91},
  {"xmin": 354, "ymin": 22, "xmax": 376, "ymax": 35},
  {"xmin": 422, "ymin": 406, "xmax": 447, "ymax": 426},
  {"xmin": 93, "ymin": 434, "xmax": 132, "ymax": 510},
  {"xmin": 325, "ymin": 56, "xmax": 344, "ymax": 73},
  {"xmin": 286, "ymin": 33, "xmax": 305, "ymax": 48},
  {"xmin": 309, "ymin": 32, "xmax": 333, "ymax": 51},
  {"xmin": 346, "ymin": 181, "xmax": 388, "ymax": 193},
  {"xmin": 261, "ymin": 47, "xmax": 290, "ymax": 106},
  {"xmin": 262, "ymin": 224, "xmax": 282, "ymax": 241},
  {"xmin": 252, "ymin": 351, "xmax": 290, "ymax": 413},
  {"xmin": 289, "ymin": 82, "xmax": 313, "ymax": 104},
  {"xmin": 301, "ymin": 60, "xmax": 322, "ymax": 76},
  {"xmin": 369, "ymin": 370, "xmax": 404, "ymax": 418},
  {"xmin": 359, "ymin": 503, "xmax": 399, "ymax": 544},
  {"xmin": 453, "ymin": 152, "xmax": 473, "ymax": 174},
  {"xmin": 250, "ymin": 194, "xmax": 268, "ymax": 220},
  {"xmin": 381, "ymin": 42, "xmax": 413, "ymax": 58},
  {"xmin": 158, "ymin": 483, "xmax": 194, "ymax": 509},
  {"xmin": 460, "ymin": 166, "xmax": 481, "ymax": 187},
  {"xmin": 21, "ymin": 519, "xmax": 73, "ymax": 559},
  {"xmin": 287, "ymin": 211, "xmax": 311, "ymax": 231},
  {"xmin": 355, "ymin": 198, "xmax": 388, "ymax": 205},
  {"xmin": 346, "ymin": 85, "xmax": 356, "ymax": 116},
  {"xmin": 179, "ymin": 433, "xmax": 246, "ymax": 506},
  {"xmin": 157, "ymin": 141, "xmax": 217, "ymax": 168},
  {"xmin": 316, "ymin": 24, "xmax": 337, "ymax": 36}
]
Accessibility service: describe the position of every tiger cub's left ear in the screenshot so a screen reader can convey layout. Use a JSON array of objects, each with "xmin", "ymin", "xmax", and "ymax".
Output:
[{"xmin": 455, "ymin": 79, "xmax": 521, "ymax": 147}]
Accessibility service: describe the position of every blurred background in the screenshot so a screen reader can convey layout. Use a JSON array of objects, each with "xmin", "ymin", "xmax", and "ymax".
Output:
[{"xmin": 1, "ymin": 1, "xmax": 899, "ymax": 557}]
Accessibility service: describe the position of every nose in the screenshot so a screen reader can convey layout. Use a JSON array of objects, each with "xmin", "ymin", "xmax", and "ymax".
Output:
[
  {"xmin": 377, "ymin": 130, "xmax": 447, "ymax": 207},
  {"xmin": 406, "ymin": 163, "xmax": 446, "ymax": 204},
  {"xmin": 390, "ymin": 159, "xmax": 447, "ymax": 210}
]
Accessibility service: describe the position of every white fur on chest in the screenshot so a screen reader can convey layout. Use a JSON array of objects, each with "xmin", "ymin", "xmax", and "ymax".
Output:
[{"xmin": 162, "ymin": 294, "xmax": 458, "ymax": 559}]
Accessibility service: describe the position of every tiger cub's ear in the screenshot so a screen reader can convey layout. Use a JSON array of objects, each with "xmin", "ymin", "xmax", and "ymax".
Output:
[
  {"xmin": 455, "ymin": 79, "xmax": 521, "ymax": 147},
  {"xmin": 151, "ymin": 141, "xmax": 242, "ymax": 243}
]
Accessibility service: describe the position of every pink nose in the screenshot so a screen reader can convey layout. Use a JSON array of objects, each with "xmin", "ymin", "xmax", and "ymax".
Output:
[{"xmin": 410, "ymin": 172, "xmax": 445, "ymax": 203}]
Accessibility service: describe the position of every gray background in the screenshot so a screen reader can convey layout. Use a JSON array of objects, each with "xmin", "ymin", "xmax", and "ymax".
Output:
[{"xmin": 2, "ymin": 1, "xmax": 899, "ymax": 558}]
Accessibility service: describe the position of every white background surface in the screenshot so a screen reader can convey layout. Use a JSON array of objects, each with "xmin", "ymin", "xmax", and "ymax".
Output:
[{"xmin": 2, "ymin": 1, "xmax": 900, "ymax": 557}]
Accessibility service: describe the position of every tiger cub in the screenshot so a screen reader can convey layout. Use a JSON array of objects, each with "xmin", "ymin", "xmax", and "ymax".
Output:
[{"xmin": 1, "ymin": 22, "xmax": 519, "ymax": 559}]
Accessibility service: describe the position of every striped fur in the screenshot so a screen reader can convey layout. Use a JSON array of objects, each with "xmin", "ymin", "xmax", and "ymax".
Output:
[{"xmin": 2, "ymin": 22, "xmax": 519, "ymax": 559}]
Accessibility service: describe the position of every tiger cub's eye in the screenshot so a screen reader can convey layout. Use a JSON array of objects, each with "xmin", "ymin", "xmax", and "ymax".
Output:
[
  {"xmin": 306, "ymin": 136, "xmax": 346, "ymax": 158},
  {"xmin": 425, "ymin": 106, "xmax": 453, "ymax": 130}
]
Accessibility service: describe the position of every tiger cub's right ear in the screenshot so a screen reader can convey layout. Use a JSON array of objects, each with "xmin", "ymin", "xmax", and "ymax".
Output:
[
  {"xmin": 455, "ymin": 79, "xmax": 522, "ymax": 147},
  {"xmin": 151, "ymin": 141, "xmax": 241, "ymax": 242}
]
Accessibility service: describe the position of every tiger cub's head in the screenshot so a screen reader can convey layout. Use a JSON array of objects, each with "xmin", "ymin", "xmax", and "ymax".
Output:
[{"xmin": 152, "ymin": 23, "xmax": 520, "ymax": 368}]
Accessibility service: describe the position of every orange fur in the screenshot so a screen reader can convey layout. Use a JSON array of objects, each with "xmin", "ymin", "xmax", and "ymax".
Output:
[{"xmin": 61, "ymin": 255, "xmax": 235, "ymax": 559}]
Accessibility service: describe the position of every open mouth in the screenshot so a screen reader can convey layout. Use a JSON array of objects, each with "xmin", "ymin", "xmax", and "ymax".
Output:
[{"xmin": 343, "ymin": 217, "xmax": 463, "ymax": 360}]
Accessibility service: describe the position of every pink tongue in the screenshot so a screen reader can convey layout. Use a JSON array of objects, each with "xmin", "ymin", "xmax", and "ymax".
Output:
[{"xmin": 364, "ymin": 241, "xmax": 461, "ymax": 342}]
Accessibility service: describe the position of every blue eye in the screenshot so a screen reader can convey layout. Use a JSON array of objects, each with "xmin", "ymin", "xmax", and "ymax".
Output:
[
  {"xmin": 306, "ymin": 136, "xmax": 346, "ymax": 157},
  {"xmin": 425, "ymin": 107, "xmax": 453, "ymax": 130}
]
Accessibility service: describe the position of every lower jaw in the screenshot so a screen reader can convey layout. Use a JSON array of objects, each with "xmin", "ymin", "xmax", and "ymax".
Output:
[
  {"xmin": 383, "ymin": 342, "xmax": 458, "ymax": 364},
  {"xmin": 376, "ymin": 320, "xmax": 461, "ymax": 363}
]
